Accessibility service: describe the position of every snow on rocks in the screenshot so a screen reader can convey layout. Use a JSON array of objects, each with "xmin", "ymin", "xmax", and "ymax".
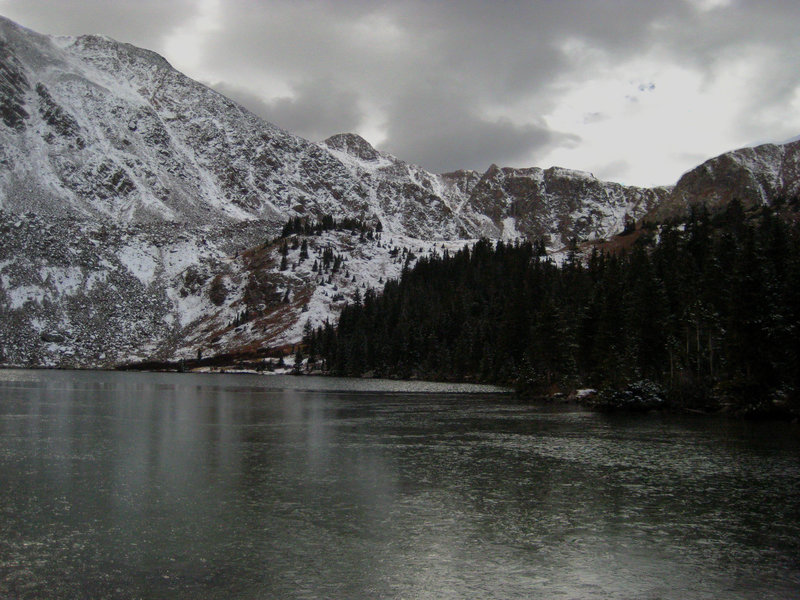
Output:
[
  {"xmin": 0, "ymin": 211, "xmax": 270, "ymax": 367},
  {"xmin": 170, "ymin": 228, "xmax": 464, "ymax": 362}
]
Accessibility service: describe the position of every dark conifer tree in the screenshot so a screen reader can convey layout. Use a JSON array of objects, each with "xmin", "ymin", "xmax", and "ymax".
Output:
[{"xmin": 307, "ymin": 215, "xmax": 800, "ymax": 415}]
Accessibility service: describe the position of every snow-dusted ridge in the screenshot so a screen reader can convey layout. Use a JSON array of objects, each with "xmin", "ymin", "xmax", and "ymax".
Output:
[
  {"xmin": 1, "ymin": 12, "xmax": 668, "ymax": 243},
  {"xmin": 647, "ymin": 139, "xmax": 800, "ymax": 222}
]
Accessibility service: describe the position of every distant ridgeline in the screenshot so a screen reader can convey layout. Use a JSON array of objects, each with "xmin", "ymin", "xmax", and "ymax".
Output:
[{"xmin": 306, "ymin": 200, "xmax": 800, "ymax": 418}]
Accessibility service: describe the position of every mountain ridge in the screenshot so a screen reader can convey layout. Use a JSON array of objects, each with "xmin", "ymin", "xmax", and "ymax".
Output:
[
  {"xmin": 0, "ymin": 13, "xmax": 669, "ymax": 245},
  {"xmin": 0, "ymin": 14, "xmax": 798, "ymax": 370},
  {"xmin": 647, "ymin": 139, "xmax": 800, "ymax": 222}
]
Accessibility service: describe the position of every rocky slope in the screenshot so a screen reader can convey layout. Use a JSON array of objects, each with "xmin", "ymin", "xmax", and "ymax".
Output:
[
  {"xmin": 456, "ymin": 164, "xmax": 670, "ymax": 244},
  {"xmin": 647, "ymin": 140, "xmax": 800, "ymax": 222},
  {"xmin": 0, "ymin": 209, "xmax": 459, "ymax": 367},
  {"xmin": 0, "ymin": 211, "xmax": 278, "ymax": 366}
]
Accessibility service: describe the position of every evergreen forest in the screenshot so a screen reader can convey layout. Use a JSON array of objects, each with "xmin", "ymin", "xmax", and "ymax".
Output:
[{"xmin": 305, "ymin": 201, "xmax": 800, "ymax": 417}]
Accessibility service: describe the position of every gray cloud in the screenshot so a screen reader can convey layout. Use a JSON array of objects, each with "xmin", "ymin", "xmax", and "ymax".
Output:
[
  {"xmin": 196, "ymin": 0, "xmax": 799, "ymax": 173},
  {"xmin": 381, "ymin": 86, "xmax": 578, "ymax": 172},
  {"xmin": 583, "ymin": 112, "xmax": 608, "ymax": 125},
  {"xmin": 390, "ymin": 114, "xmax": 570, "ymax": 174},
  {"xmin": 0, "ymin": 0, "xmax": 195, "ymax": 49},
  {"xmin": 648, "ymin": 1, "xmax": 800, "ymax": 125},
  {"xmin": 2, "ymin": 0, "xmax": 799, "ymax": 180},
  {"xmin": 212, "ymin": 80, "xmax": 363, "ymax": 142},
  {"xmin": 596, "ymin": 160, "xmax": 633, "ymax": 183},
  {"xmin": 193, "ymin": 0, "xmax": 688, "ymax": 172}
]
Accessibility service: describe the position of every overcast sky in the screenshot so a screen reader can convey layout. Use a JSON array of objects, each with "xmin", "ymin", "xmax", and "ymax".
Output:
[{"xmin": 2, "ymin": 0, "xmax": 799, "ymax": 186}]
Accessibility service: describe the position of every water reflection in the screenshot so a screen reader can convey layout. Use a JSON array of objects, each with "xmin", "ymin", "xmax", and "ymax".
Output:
[{"xmin": 0, "ymin": 370, "xmax": 798, "ymax": 599}]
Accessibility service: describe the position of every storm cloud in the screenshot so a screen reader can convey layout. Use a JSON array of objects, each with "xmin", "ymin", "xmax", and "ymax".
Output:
[
  {"xmin": 213, "ymin": 80, "xmax": 364, "ymax": 143},
  {"xmin": 1, "ymin": 0, "xmax": 798, "ymax": 185}
]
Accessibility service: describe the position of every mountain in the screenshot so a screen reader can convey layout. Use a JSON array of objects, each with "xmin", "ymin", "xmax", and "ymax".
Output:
[
  {"xmin": 646, "ymin": 140, "xmax": 800, "ymax": 222},
  {"xmin": 454, "ymin": 164, "xmax": 669, "ymax": 244},
  {"xmin": 0, "ymin": 15, "xmax": 665, "ymax": 243},
  {"xmin": 0, "ymin": 14, "xmax": 797, "ymax": 369},
  {"xmin": 0, "ymin": 209, "xmax": 441, "ymax": 368},
  {"xmin": 0, "ymin": 16, "xmax": 369, "ymax": 227}
]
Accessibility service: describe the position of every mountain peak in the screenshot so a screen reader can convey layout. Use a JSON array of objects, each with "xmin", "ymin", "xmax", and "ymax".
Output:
[
  {"xmin": 544, "ymin": 166, "xmax": 596, "ymax": 181},
  {"xmin": 645, "ymin": 138, "xmax": 800, "ymax": 222},
  {"xmin": 322, "ymin": 133, "xmax": 381, "ymax": 162},
  {"xmin": 68, "ymin": 32, "xmax": 175, "ymax": 71}
]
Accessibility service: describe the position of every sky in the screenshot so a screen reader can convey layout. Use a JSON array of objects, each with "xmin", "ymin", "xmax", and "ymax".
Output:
[{"xmin": 1, "ymin": 0, "xmax": 799, "ymax": 187}]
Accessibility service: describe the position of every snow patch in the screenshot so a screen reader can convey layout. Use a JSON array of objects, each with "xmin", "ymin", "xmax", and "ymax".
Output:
[
  {"xmin": 8, "ymin": 285, "xmax": 46, "ymax": 309},
  {"xmin": 501, "ymin": 217, "xmax": 521, "ymax": 241},
  {"xmin": 548, "ymin": 167, "xmax": 595, "ymax": 180},
  {"xmin": 39, "ymin": 266, "xmax": 83, "ymax": 295},
  {"xmin": 85, "ymin": 270, "xmax": 109, "ymax": 291},
  {"xmin": 117, "ymin": 243, "xmax": 159, "ymax": 286}
]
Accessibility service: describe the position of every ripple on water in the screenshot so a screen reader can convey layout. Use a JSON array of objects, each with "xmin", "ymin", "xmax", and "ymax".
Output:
[{"xmin": 1, "ymin": 371, "xmax": 799, "ymax": 599}]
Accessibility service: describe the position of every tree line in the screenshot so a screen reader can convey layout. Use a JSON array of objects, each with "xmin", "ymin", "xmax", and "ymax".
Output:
[
  {"xmin": 280, "ymin": 214, "xmax": 381, "ymax": 238},
  {"xmin": 305, "ymin": 200, "xmax": 800, "ymax": 416}
]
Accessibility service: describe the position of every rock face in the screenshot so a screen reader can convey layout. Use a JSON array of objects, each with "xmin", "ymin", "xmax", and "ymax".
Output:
[
  {"xmin": 0, "ymin": 39, "xmax": 30, "ymax": 130},
  {"xmin": 319, "ymin": 135, "xmax": 670, "ymax": 246},
  {"xmin": 459, "ymin": 164, "xmax": 670, "ymax": 245},
  {"xmin": 318, "ymin": 133, "xmax": 471, "ymax": 240},
  {"xmin": 648, "ymin": 140, "xmax": 800, "ymax": 222}
]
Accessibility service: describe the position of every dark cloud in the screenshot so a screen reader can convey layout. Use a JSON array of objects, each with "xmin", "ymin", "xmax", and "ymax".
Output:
[
  {"xmin": 382, "ymin": 86, "xmax": 577, "ymax": 173},
  {"xmin": 189, "ymin": 0, "xmax": 750, "ymax": 172},
  {"xmin": 2, "ymin": 0, "xmax": 798, "ymax": 180},
  {"xmin": 193, "ymin": 1, "xmax": 688, "ymax": 170},
  {"xmin": 0, "ymin": 0, "xmax": 195, "ymax": 49},
  {"xmin": 212, "ymin": 80, "xmax": 363, "ymax": 142},
  {"xmin": 387, "ymin": 112, "xmax": 570, "ymax": 174}
]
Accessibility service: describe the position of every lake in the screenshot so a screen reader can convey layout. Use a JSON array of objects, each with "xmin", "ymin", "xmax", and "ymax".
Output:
[{"xmin": 1, "ymin": 369, "xmax": 798, "ymax": 599}]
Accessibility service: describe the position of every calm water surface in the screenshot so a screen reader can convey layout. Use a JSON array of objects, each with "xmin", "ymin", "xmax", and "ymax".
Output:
[{"xmin": 1, "ymin": 369, "xmax": 798, "ymax": 599}]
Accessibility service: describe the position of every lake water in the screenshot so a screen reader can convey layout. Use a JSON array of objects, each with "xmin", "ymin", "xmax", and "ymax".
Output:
[{"xmin": 1, "ymin": 369, "xmax": 798, "ymax": 599}]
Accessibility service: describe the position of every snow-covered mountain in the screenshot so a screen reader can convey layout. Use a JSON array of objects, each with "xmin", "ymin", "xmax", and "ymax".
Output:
[
  {"xmin": 0, "ymin": 16, "xmax": 372, "ymax": 227},
  {"xmin": 1, "ymin": 14, "xmax": 796, "ymax": 369},
  {"xmin": 647, "ymin": 140, "xmax": 800, "ymax": 222},
  {"xmin": 0, "ymin": 14, "xmax": 481, "ymax": 239},
  {"xmin": 453, "ymin": 164, "xmax": 669, "ymax": 244},
  {"xmin": 0, "ymin": 15, "xmax": 664, "ymax": 242}
]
